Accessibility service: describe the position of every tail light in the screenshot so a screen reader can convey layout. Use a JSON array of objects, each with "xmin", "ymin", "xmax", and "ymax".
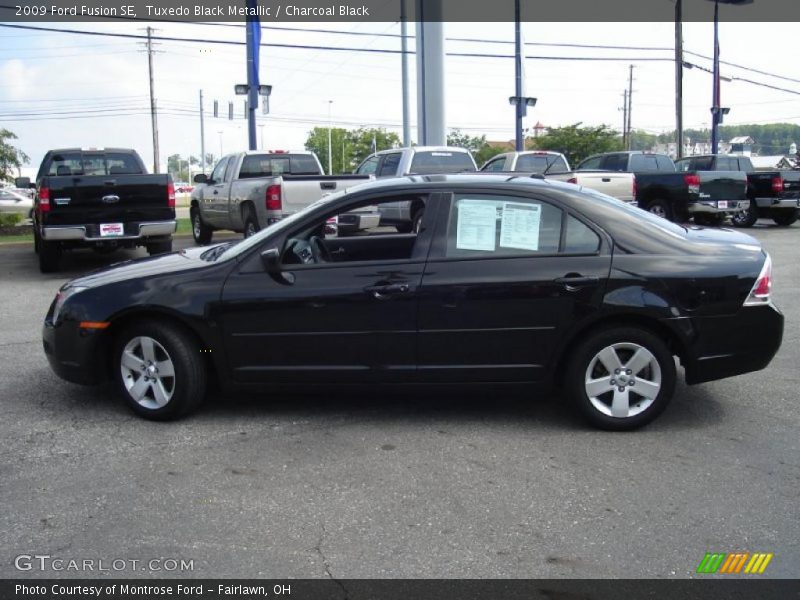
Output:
[
  {"xmin": 167, "ymin": 182, "xmax": 176, "ymax": 208},
  {"xmin": 38, "ymin": 186, "xmax": 51, "ymax": 213},
  {"xmin": 266, "ymin": 184, "xmax": 282, "ymax": 211},
  {"xmin": 567, "ymin": 177, "xmax": 577, "ymax": 185},
  {"xmin": 771, "ymin": 176, "xmax": 784, "ymax": 194},
  {"xmin": 744, "ymin": 254, "xmax": 773, "ymax": 306},
  {"xmin": 684, "ymin": 173, "xmax": 701, "ymax": 195}
]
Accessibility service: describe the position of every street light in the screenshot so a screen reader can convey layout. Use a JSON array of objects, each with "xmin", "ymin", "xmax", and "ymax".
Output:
[
  {"xmin": 509, "ymin": 96, "xmax": 537, "ymax": 150},
  {"xmin": 217, "ymin": 130, "xmax": 224, "ymax": 158},
  {"xmin": 705, "ymin": 0, "xmax": 753, "ymax": 154},
  {"xmin": 327, "ymin": 100, "xmax": 333, "ymax": 175}
]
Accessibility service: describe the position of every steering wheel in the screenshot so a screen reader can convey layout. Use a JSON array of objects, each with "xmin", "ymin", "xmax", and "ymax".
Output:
[{"xmin": 309, "ymin": 236, "xmax": 332, "ymax": 263}]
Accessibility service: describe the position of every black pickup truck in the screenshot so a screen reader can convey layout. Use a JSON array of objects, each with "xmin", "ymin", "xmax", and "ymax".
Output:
[
  {"xmin": 674, "ymin": 154, "xmax": 800, "ymax": 227},
  {"xmin": 575, "ymin": 151, "xmax": 748, "ymax": 225},
  {"xmin": 17, "ymin": 148, "xmax": 176, "ymax": 272}
]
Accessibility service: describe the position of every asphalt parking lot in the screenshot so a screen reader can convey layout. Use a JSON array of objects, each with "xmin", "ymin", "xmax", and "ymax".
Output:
[{"xmin": 0, "ymin": 223, "xmax": 798, "ymax": 580}]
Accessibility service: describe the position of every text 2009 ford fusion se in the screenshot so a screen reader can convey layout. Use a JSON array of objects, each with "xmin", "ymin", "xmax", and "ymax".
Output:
[{"xmin": 42, "ymin": 175, "xmax": 783, "ymax": 430}]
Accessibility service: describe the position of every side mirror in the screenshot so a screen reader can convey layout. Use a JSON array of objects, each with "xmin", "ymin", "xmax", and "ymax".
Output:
[
  {"xmin": 193, "ymin": 174, "xmax": 208, "ymax": 184},
  {"xmin": 15, "ymin": 177, "xmax": 31, "ymax": 189},
  {"xmin": 261, "ymin": 248, "xmax": 295, "ymax": 284}
]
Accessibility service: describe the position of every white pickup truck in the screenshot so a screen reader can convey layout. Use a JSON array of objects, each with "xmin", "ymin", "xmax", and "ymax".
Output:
[
  {"xmin": 480, "ymin": 150, "xmax": 637, "ymax": 203},
  {"xmin": 190, "ymin": 151, "xmax": 373, "ymax": 244}
]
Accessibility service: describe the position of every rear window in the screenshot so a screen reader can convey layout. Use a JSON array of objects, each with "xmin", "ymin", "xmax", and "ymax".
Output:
[
  {"xmin": 629, "ymin": 154, "xmax": 660, "ymax": 171},
  {"xmin": 515, "ymin": 154, "xmax": 569, "ymax": 173},
  {"xmin": 47, "ymin": 152, "xmax": 143, "ymax": 176},
  {"xmin": 409, "ymin": 151, "xmax": 476, "ymax": 175},
  {"xmin": 238, "ymin": 154, "xmax": 321, "ymax": 179}
]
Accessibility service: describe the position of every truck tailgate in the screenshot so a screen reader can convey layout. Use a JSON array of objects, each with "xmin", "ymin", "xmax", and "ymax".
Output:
[
  {"xmin": 697, "ymin": 171, "xmax": 747, "ymax": 202},
  {"xmin": 549, "ymin": 171, "xmax": 635, "ymax": 202},
  {"xmin": 43, "ymin": 174, "xmax": 173, "ymax": 226},
  {"xmin": 282, "ymin": 175, "xmax": 372, "ymax": 214}
]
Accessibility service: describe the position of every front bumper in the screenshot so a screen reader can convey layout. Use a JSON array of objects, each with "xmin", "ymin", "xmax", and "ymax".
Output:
[
  {"xmin": 682, "ymin": 303, "xmax": 784, "ymax": 385},
  {"xmin": 42, "ymin": 317, "xmax": 110, "ymax": 386},
  {"xmin": 42, "ymin": 220, "xmax": 176, "ymax": 242},
  {"xmin": 688, "ymin": 200, "xmax": 749, "ymax": 215}
]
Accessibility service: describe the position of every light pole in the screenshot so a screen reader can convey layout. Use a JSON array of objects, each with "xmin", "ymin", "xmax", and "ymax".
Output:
[
  {"xmin": 258, "ymin": 124, "xmax": 265, "ymax": 150},
  {"xmin": 706, "ymin": 0, "xmax": 753, "ymax": 154},
  {"xmin": 327, "ymin": 100, "xmax": 333, "ymax": 175},
  {"xmin": 217, "ymin": 130, "xmax": 224, "ymax": 158}
]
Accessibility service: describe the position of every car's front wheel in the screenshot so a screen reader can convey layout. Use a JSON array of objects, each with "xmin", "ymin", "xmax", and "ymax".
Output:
[
  {"xmin": 191, "ymin": 207, "xmax": 213, "ymax": 245},
  {"xmin": 565, "ymin": 326, "xmax": 676, "ymax": 430},
  {"xmin": 114, "ymin": 320, "xmax": 206, "ymax": 420}
]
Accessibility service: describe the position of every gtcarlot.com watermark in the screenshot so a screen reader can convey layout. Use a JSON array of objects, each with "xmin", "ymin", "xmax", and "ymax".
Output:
[{"xmin": 14, "ymin": 554, "xmax": 194, "ymax": 573}]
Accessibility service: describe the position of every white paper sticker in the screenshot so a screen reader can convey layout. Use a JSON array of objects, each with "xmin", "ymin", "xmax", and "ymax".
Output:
[
  {"xmin": 456, "ymin": 200, "xmax": 498, "ymax": 251},
  {"xmin": 499, "ymin": 202, "xmax": 541, "ymax": 251}
]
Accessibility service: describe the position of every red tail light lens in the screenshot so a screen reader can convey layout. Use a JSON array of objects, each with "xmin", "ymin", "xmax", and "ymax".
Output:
[
  {"xmin": 744, "ymin": 255, "xmax": 773, "ymax": 306},
  {"xmin": 38, "ymin": 186, "xmax": 51, "ymax": 213},
  {"xmin": 266, "ymin": 185, "xmax": 282, "ymax": 211},
  {"xmin": 771, "ymin": 176, "xmax": 784, "ymax": 194},
  {"xmin": 567, "ymin": 177, "xmax": 577, "ymax": 185},
  {"xmin": 684, "ymin": 174, "xmax": 700, "ymax": 186},
  {"xmin": 167, "ymin": 182, "xmax": 176, "ymax": 208}
]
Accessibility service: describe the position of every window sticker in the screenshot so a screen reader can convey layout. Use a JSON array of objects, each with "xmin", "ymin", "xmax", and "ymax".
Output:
[
  {"xmin": 499, "ymin": 202, "xmax": 542, "ymax": 251},
  {"xmin": 456, "ymin": 200, "xmax": 498, "ymax": 251}
]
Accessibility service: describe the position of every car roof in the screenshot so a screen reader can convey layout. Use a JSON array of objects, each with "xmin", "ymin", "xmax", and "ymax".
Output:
[{"xmin": 374, "ymin": 146, "xmax": 472, "ymax": 155}]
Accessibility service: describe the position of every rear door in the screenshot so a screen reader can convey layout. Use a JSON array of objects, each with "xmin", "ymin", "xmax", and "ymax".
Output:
[{"xmin": 417, "ymin": 191, "xmax": 611, "ymax": 383}]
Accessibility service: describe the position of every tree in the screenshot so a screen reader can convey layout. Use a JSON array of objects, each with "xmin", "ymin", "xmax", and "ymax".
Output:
[
  {"xmin": 304, "ymin": 127, "xmax": 350, "ymax": 174},
  {"xmin": 528, "ymin": 123, "xmax": 623, "ymax": 166},
  {"xmin": 304, "ymin": 127, "xmax": 400, "ymax": 173},
  {"xmin": 0, "ymin": 129, "xmax": 29, "ymax": 183},
  {"xmin": 446, "ymin": 129, "xmax": 506, "ymax": 166}
]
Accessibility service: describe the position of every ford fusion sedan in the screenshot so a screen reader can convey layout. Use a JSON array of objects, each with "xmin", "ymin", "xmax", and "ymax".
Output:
[{"xmin": 42, "ymin": 175, "xmax": 783, "ymax": 430}]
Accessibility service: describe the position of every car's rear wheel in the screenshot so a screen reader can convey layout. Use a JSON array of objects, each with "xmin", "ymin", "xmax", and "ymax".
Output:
[
  {"xmin": 772, "ymin": 209, "xmax": 799, "ymax": 227},
  {"xmin": 646, "ymin": 199, "xmax": 672, "ymax": 221},
  {"xmin": 38, "ymin": 240, "xmax": 61, "ymax": 273},
  {"xmin": 191, "ymin": 207, "xmax": 213, "ymax": 245},
  {"xmin": 565, "ymin": 327, "xmax": 676, "ymax": 430},
  {"xmin": 114, "ymin": 320, "xmax": 206, "ymax": 420},
  {"xmin": 731, "ymin": 202, "xmax": 758, "ymax": 228},
  {"xmin": 243, "ymin": 206, "xmax": 260, "ymax": 238}
]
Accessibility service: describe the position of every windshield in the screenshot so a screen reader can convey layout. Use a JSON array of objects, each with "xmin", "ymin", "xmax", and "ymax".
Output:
[{"xmin": 215, "ymin": 191, "xmax": 347, "ymax": 261}]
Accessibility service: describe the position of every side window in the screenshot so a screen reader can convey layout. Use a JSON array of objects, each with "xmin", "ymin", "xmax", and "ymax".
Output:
[
  {"xmin": 223, "ymin": 157, "xmax": 237, "ymax": 182},
  {"xmin": 675, "ymin": 159, "xmax": 691, "ymax": 172},
  {"xmin": 564, "ymin": 215, "xmax": 600, "ymax": 254},
  {"xmin": 377, "ymin": 153, "xmax": 402, "ymax": 177},
  {"xmin": 716, "ymin": 156, "xmax": 734, "ymax": 170},
  {"xmin": 629, "ymin": 154, "xmax": 659, "ymax": 171},
  {"xmin": 210, "ymin": 157, "xmax": 228, "ymax": 183},
  {"xmin": 445, "ymin": 195, "xmax": 562, "ymax": 258},
  {"xmin": 357, "ymin": 156, "xmax": 379, "ymax": 175},
  {"xmin": 602, "ymin": 154, "xmax": 628, "ymax": 172},
  {"xmin": 655, "ymin": 155, "xmax": 676, "ymax": 171},
  {"xmin": 577, "ymin": 156, "xmax": 602, "ymax": 170},
  {"xmin": 482, "ymin": 157, "xmax": 507, "ymax": 172}
]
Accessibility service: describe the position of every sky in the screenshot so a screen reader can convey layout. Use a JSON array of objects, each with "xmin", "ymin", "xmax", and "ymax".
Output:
[{"xmin": 1, "ymin": 15, "xmax": 799, "ymax": 174}]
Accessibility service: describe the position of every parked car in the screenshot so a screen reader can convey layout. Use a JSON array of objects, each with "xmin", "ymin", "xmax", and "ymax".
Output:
[
  {"xmin": 42, "ymin": 174, "xmax": 783, "ymax": 430},
  {"xmin": 481, "ymin": 151, "xmax": 636, "ymax": 203},
  {"xmin": 17, "ymin": 148, "xmax": 175, "ymax": 273},
  {"xmin": 0, "ymin": 186, "xmax": 34, "ymax": 218},
  {"xmin": 576, "ymin": 151, "xmax": 748, "ymax": 225},
  {"xmin": 190, "ymin": 151, "xmax": 373, "ymax": 243},
  {"xmin": 355, "ymin": 146, "xmax": 477, "ymax": 232},
  {"xmin": 675, "ymin": 154, "xmax": 800, "ymax": 227}
]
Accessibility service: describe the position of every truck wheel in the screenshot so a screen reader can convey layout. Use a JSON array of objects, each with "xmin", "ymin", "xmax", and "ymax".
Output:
[
  {"xmin": 191, "ymin": 207, "xmax": 213, "ymax": 245},
  {"xmin": 38, "ymin": 240, "xmax": 61, "ymax": 273},
  {"xmin": 243, "ymin": 207, "xmax": 260, "ymax": 238},
  {"xmin": 772, "ymin": 210, "xmax": 799, "ymax": 227},
  {"xmin": 34, "ymin": 229, "xmax": 40, "ymax": 254},
  {"xmin": 411, "ymin": 209, "xmax": 425, "ymax": 233},
  {"xmin": 114, "ymin": 319, "xmax": 206, "ymax": 420},
  {"xmin": 731, "ymin": 202, "xmax": 758, "ymax": 228},
  {"xmin": 646, "ymin": 200, "xmax": 672, "ymax": 221},
  {"xmin": 147, "ymin": 239, "xmax": 173, "ymax": 256}
]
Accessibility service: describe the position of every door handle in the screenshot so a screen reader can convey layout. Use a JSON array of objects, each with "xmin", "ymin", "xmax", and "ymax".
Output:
[
  {"xmin": 320, "ymin": 182, "xmax": 337, "ymax": 190},
  {"xmin": 554, "ymin": 274, "xmax": 599, "ymax": 292},
  {"xmin": 213, "ymin": 190, "xmax": 219, "ymax": 195},
  {"xmin": 330, "ymin": 247, "xmax": 346, "ymax": 256},
  {"xmin": 364, "ymin": 283, "xmax": 410, "ymax": 299},
  {"xmin": 602, "ymin": 177, "xmax": 611, "ymax": 182}
]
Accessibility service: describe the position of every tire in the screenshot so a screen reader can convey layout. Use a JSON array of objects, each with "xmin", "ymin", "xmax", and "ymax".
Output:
[
  {"xmin": 38, "ymin": 240, "xmax": 61, "ymax": 273},
  {"xmin": 731, "ymin": 202, "xmax": 758, "ymax": 228},
  {"xmin": 33, "ymin": 229, "xmax": 40, "ymax": 255},
  {"xmin": 191, "ymin": 207, "xmax": 213, "ymax": 245},
  {"xmin": 114, "ymin": 319, "xmax": 206, "ymax": 420},
  {"xmin": 693, "ymin": 213, "xmax": 724, "ymax": 227},
  {"xmin": 772, "ymin": 209, "xmax": 799, "ymax": 227},
  {"xmin": 646, "ymin": 199, "xmax": 672, "ymax": 221},
  {"xmin": 395, "ymin": 222, "xmax": 413, "ymax": 234},
  {"xmin": 564, "ymin": 326, "xmax": 677, "ymax": 431},
  {"xmin": 147, "ymin": 239, "xmax": 173, "ymax": 256},
  {"xmin": 411, "ymin": 209, "xmax": 424, "ymax": 233},
  {"xmin": 243, "ymin": 206, "xmax": 260, "ymax": 239}
]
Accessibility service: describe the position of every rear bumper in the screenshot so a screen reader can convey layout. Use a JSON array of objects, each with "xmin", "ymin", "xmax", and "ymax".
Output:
[
  {"xmin": 688, "ymin": 200, "xmax": 749, "ymax": 215},
  {"xmin": 42, "ymin": 220, "xmax": 176, "ymax": 242},
  {"xmin": 681, "ymin": 303, "xmax": 784, "ymax": 385},
  {"xmin": 754, "ymin": 197, "xmax": 800, "ymax": 210}
]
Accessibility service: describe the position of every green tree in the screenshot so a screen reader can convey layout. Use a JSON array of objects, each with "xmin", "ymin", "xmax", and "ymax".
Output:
[
  {"xmin": 304, "ymin": 127, "xmax": 351, "ymax": 174},
  {"xmin": 305, "ymin": 127, "xmax": 401, "ymax": 173},
  {"xmin": 0, "ymin": 129, "xmax": 29, "ymax": 183},
  {"xmin": 446, "ymin": 129, "xmax": 506, "ymax": 166},
  {"xmin": 528, "ymin": 123, "xmax": 623, "ymax": 166},
  {"xmin": 629, "ymin": 130, "xmax": 658, "ymax": 152}
]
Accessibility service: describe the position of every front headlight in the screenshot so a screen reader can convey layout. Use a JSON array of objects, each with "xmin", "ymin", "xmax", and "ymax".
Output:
[{"xmin": 52, "ymin": 286, "xmax": 89, "ymax": 323}]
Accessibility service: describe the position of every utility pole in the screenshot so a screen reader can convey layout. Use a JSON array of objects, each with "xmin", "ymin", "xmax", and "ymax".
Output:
[
  {"xmin": 514, "ymin": 0, "xmax": 523, "ymax": 151},
  {"xmin": 622, "ymin": 89, "xmax": 629, "ymax": 148},
  {"xmin": 626, "ymin": 65, "xmax": 634, "ymax": 150},
  {"xmin": 199, "ymin": 90, "xmax": 206, "ymax": 174},
  {"xmin": 674, "ymin": 0, "xmax": 684, "ymax": 158},
  {"xmin": 143, "ymin": 27, "xmax": 160, "ymax": 173},
  {"xmin": 327, "ymin": 100, "xmax": 333, "ymax": 175},
  {"xmin": 400, "ymin": 0, "xmax": 411, "ymax": 146},
  {"xmin": 245, "ymin": 0, "xmax": 260, "ymax": 152}
]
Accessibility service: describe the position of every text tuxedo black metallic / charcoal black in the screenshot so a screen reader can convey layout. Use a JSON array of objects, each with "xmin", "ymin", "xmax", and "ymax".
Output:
[{"xmin": 42, "ymin": 175, "xmax": 783, "ymax": 429}]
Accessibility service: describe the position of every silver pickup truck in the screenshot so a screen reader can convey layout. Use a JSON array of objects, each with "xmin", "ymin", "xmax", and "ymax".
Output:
[
  {"xmin": 481, "ymin": 150, "xmax": 637, "ymax": 203},
  {"xmin": 190, "ymin": 151, "xmax": 373, "ymax": 244}
]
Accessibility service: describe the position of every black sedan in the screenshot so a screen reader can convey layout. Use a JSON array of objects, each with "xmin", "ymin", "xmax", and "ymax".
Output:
[{"xmin": 42, "ymin": 175, "xmax": 783, "ymax": 430}]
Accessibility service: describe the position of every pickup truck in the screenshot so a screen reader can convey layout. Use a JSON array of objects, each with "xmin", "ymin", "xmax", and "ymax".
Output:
[
  {"xmin": 675, "ymin": 154, "xmax": 800, "ymax": 227},
  {"xmin": 354, "ymin": 146, "xmax": 477, "ymax": 232},
  {"xmin": 480, "ymin": 150, "xmax": 636, "ymax": 203},
  {"xmin": 17, "ymin": 148, "xmax": 175, "ymax": 273},
  {"xmin": 190, "ymin": 151, "xmax": 373, "ymax": 243},
  {"xmin": 576, "ymin": 151, "xmax": 748, "ymax": 225}
]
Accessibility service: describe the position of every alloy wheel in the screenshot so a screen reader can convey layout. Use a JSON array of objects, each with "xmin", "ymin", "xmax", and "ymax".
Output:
[{"xmin": 120, "ymin": 336, "xmax": 176, "ymax": 410}]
